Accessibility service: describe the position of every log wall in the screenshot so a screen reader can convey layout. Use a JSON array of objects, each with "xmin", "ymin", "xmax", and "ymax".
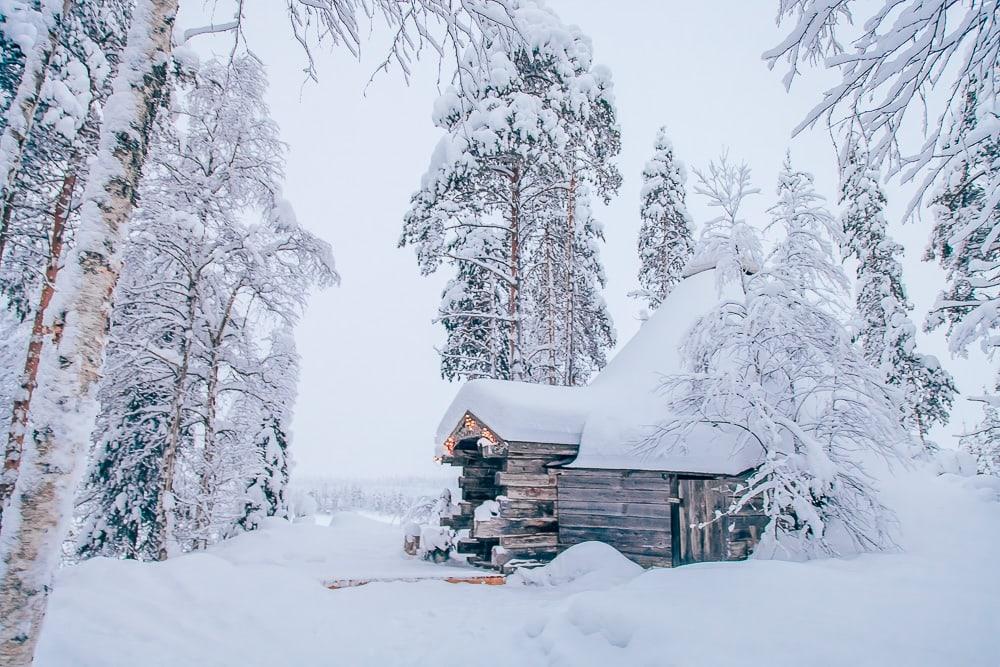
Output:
[
  {"xmin": 442, "ymin": 438, "xmax": 577, "ymax": 571},
  {"xmin": 556, "ymin": 468, "xmax": 768, "ymax": 567},
  {"xmin": 556, "ymin": 469, "xmax": 679, "ymax": 567},
  {"xmin": 442, "ymin": 435, "xmax": 766, "ymax": 571}
]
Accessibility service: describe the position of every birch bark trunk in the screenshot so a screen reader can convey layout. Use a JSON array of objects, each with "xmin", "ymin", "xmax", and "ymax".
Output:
[
  {"xmin": 152, "ymin": 277, "xmax": 197, "ymax": 561},
  {"xmin": 0, "ymin": 164, "xmax": 75, "ymax": 531},
  {"xmin": 0, "ymin": 0, "xmax": 72, "ymax": 264},
  {"xmin": 0, "ymin": 0, "xmax": 178, "ymax": 662}
]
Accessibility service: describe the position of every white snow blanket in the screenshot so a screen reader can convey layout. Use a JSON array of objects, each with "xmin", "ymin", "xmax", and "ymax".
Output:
[
  {"xmin": 436, "ymin": 268, "xmax": 761, "ymax": 474},
  {"xmin": 36, "ymin": 467, "xmax": 1000, "ymax": 666}
]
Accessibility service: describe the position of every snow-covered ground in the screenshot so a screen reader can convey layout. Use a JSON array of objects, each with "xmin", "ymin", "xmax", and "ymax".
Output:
[{"xmin": 37, "ymin": 466, "xmax": 1000, "ymax": 666}]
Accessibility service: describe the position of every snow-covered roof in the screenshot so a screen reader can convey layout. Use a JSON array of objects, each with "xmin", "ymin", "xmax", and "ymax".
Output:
[
  {"xmin": 434, "ymin": 266, "xmax": 763, "ymax": 475},
  {"xmin": 434, "ymin": 379, "xmax": 588, "ymax": 448}
]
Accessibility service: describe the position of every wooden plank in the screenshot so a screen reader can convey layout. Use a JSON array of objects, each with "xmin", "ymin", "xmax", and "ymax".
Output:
[
  {"xmin": 461, "ymin": 467, "xmax": 498, "ymax": 480},
  {"xmin": 496, "ymin": 472, "xmax": 554, "ymax": 488},
  {"xmin": 505, "ymin": 486, "xmax": 557, "ymax": 501},
  {"xmin": 457, "ymin": 476, "xmax": 500, "ymax": 491},
  {"xmin": 326, "ymin": 575, "xmax": 505, "ymax": 589},
  {"xmin": 557, "ymin": 512, "xmax": 671, "ymax": 531},
  {"xmin": 498, "ymin": 499, "xmax": 554, "ymax": 518},
  {"xmin": 557, "ymin": 486, "xmax": 680, "ymax": 504},
  {"xmin": 500, "ymin": 533, "xmax": 558, "ymax": 549},
  {"xmin": 618, "ymin": 552, "xmax": 671, "ymax": 569},
  {"xmin": 558, "ymin": 470, "xmax": 676, "ymax": 492},
  {"xmin": 473, "ymin": 517, "xmax": 557, "ymax": 538},
  {"xmin": 559, "ymin": 526, "xmax": 672, "ymax": 550},
  {"xmin": 505, "ymin": 458, "xmax": 548, "ymax": 474},
  {"xmin": 557, "ymin": 500, "xmax": 673, "ymax": 519},
  {"xmin": 507, "ymin": 441, "xmax": 579, "ymax": 457}
]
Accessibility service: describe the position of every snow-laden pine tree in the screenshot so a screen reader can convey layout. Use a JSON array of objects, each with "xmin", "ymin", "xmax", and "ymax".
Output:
[
  {"xmin": 632, "ymin": 127, "xmax": 694, "ymax": 309},
  {"xmin": 655, "ymin": 155, "xmax": 903, "ymax": 559},
  {"xmin": 402, "ymin": 0, "xmax": 619, "ymax": 384},
  {"xmin": 925, "ymin": 86, "xmax": 1000, "ymax": 382},
  {"xmin": 563, "ymin": 189, "xmax": 615, "ymax": 385},
  {"xmin": 437, "ymin": 225, "xmax": 512, "ymax": 380},
  {"xmin": 840, "ymin": 143, "xmax": 957, "ymax": 449},
  {"xmin": 960, "ymin": 395, "xmax": 1000, "ymax": 476},
  {"xmin": 236, "ymin": 331, "xmax": 298, "ymax": 532}
]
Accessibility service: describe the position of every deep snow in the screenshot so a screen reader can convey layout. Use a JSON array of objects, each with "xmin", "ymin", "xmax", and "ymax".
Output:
[{"xmin": 37, "ymin": 466, "xmax": 1000, "ymax": 666}]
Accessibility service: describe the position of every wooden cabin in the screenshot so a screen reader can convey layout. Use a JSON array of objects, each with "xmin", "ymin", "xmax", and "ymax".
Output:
[{"xmin": 435, "ymin": 266, "xmax": 769, "ymax": 572}]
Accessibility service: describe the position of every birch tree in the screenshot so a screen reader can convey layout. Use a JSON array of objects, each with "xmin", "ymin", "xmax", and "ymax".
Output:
[
  {"xmin": 0, "ymin": 0, "xmax": 128, "ymax": 530},
  {"xmin": 1, "ymin": 0, "xmax": 520, "ymax": 659}
]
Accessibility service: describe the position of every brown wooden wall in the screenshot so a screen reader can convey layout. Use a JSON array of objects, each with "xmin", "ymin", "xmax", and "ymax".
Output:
[
  {"xmin": 555, "ymin": 468, "xmax": 768, "ymax": 568},
  {"xmin": 555, "ymin": 469, "xmax": 679, "ymax": 568}
]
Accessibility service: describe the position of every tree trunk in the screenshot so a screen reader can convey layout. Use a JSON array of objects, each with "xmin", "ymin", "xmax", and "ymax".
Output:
[
  {"xmin": 152, "ymin": 278, "xmax": 197, "ymax": 561},
  {"xmin": 0, "ymin": 0, "xmax": 71, "ymax": 264},
  {"xmin": 508, "ymin": 164, "xmax": 521, "ymax": 380},
  {"xmin": 564, "ymin": 174, "xmax": 576, "ymax": 386},
  {"xmin": 194, "ymin": 285, "xmax": 241, "ymax": 550},
  {"xmin": 0, "ymin": 166, "xmax": 75, "ymax": 531},
  {"xmin": 0, "ymin": 1, "xmax": 178, "ymax": 662},
  {"xmin": 197, "ymin": 341, "xmax": 222, "ymax": 550}
]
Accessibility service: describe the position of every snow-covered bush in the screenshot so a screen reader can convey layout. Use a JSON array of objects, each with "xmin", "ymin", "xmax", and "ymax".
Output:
[
  {"xmin": 292, "ymin": 475, "xmax": 457, "ymax": 523},
  {"xmin": 651, "ymin": 155, "xmax": 906, "ymax": 559}
]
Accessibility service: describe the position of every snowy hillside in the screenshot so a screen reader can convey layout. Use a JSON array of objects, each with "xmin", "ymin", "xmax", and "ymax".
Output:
[{"xmin": 37, "ymin": 465, "xmax": 1000, "ymax": 666}]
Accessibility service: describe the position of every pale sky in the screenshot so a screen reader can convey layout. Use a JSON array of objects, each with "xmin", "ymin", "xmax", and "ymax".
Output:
[{"xmin": 180, "ymin": 1, "xmax": 992, "ymax": 478}]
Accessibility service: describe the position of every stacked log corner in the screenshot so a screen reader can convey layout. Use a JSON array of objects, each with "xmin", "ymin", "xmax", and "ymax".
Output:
[{"xmin": 441, "ymin": 440, "xmax": 577, "ymax": 572}]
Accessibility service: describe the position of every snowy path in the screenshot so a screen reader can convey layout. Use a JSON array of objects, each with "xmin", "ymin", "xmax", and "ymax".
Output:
[{"xmin": 37, "ymin": 468, "xmax": 1000, "ymax": 666}]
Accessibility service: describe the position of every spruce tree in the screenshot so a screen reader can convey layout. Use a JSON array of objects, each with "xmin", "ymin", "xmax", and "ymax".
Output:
[
  {"xmin": 238, "ymin": 418, "xmax": 291, "ymax": 531},
  {"xmin": 840, "ymin": 143, "xmax": 957, "ymax": 448},
  {"xmin": 77, "ymin": 384, "xmax": 172, "ymax": 560},
  {"xmin": 960, "ymin": 396, "xmax": 1000, "ymax": 476},
  {"xmin": 925, "ymin": 85, "xmax": 1000, "ymax": 379},
  {"xmin": 633, "ymin": 127, "xmax": 694, "ymax": 309},
  {"xmin": 402, "ymin": 1, "xmax": 620, "ymax": 384}
]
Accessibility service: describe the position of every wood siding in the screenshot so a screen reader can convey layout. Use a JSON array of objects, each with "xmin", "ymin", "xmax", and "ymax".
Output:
[
  {"xmin": 556, "ymin": 468, "xmax": 767, "ymax": 568},
  {"xmin": 556, "ymin": 469, "xmax": 678, "ymax": 567},
  {"xmin": 443, "ymin": 430, "xmax": 766, "ymax": 571}
]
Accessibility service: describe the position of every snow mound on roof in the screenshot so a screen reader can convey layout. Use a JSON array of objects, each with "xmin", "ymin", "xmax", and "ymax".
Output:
[
  {"xmin": 510, "ymin": 541, "xmax": 643, "ymax": 588},
  {"xmin": 573, "ymin": 268, "xmax": 761, "ymax": 474},
  {"xmin": 434, "ymin": 379, "xmax": 589, "ymax": 454},
  {"xmin": 434, "ymin": 267, "xmax": 764, "ymax": 474}
]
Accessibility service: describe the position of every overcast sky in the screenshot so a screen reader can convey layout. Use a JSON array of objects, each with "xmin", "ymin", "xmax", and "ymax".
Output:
[{"xmin": 180, "ymin": 1, "xmax": 992, "ymax": 478}]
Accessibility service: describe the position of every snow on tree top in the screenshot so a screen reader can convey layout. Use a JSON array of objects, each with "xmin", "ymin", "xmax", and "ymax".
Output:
[{"xmin": 435, "ymin": 267, "xmax": 763, "ymax": 475}]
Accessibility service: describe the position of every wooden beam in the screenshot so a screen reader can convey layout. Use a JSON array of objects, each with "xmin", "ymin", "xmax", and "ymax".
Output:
[
  {"xmin": 557, "ymin": 513, "xmax": 672, "ymax": 531},
  {"xmin": 496, "ymin": 472, "xmax": 554, "ymax": 488},
  {"xmin": 505, "ymin": 486, "xmax": 557, "ymax": 501},
  {"xmin": 507, "ymin": 441, "xmax": 579, "ymax": 457},
  {"xmin": 473, "ymin": 517, "xmax": 557, "ymax": 538},
  {"xmin": 557, "ymin": 500, "xmax": 674, "ymax": 518},
  {"xmin": 500, "ymin": 533, "xmax": 558, "ymax": 549},
  {"xmin": 557, "ymin": 486, "xmax": 681, "ymax": 504},
  {"xmin": 498, "ymin": 498, "xmax": 554, "ymax": 518}
]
